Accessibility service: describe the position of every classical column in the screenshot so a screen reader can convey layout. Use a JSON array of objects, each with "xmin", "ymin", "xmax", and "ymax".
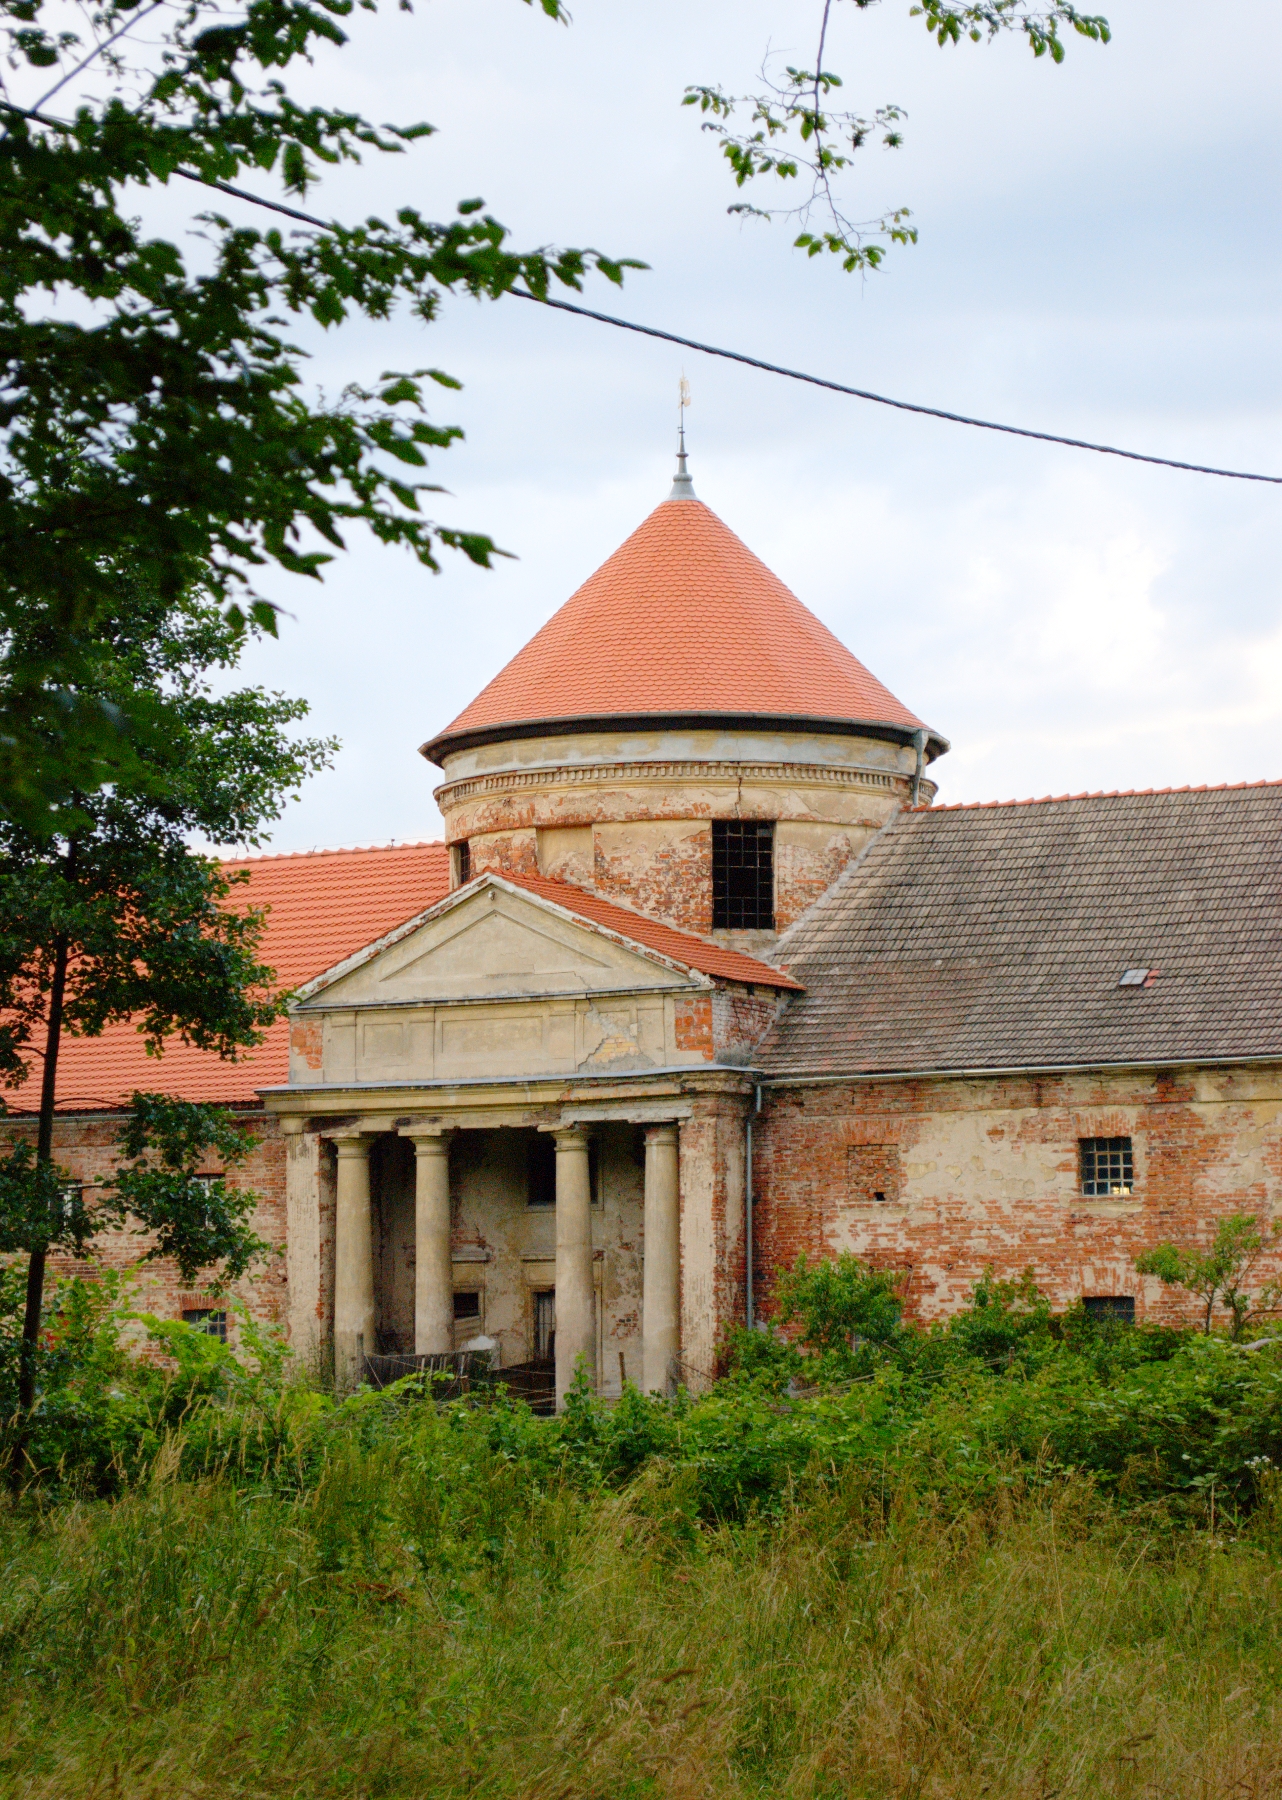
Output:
[
  {"xmin": 405, "ymin": 1130, "xmax": 454, "ymax": 1356},
  {"xmin": 281, "ymin": 1116, "xmax": 323, "ymax": 1369},
  {"xmin": 554, "ymin": 1126, "xmax": 595, "ymax": 1408},
  {"xmin": 332, "ymin": 1133, "xmax": 375, "ymax": 1387},
  {"xmin": 643, "ymin": 1123, "xmax": 681, "ymax": 1396}
]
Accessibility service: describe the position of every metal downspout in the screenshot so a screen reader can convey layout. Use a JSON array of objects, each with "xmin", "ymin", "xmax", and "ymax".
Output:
[{"xmin": 746, "ymin": 1081, "xmax": 762, "ymax": 1329}]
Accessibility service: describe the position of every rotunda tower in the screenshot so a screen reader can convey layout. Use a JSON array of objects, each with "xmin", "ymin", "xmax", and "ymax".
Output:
[{"xmin": 422, "ymin": 457, "xmax": 947, "ymax": 948}]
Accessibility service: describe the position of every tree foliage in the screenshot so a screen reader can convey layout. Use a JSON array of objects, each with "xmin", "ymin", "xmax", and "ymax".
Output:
[
  {"xmin": 685, "ymin": 0, "xmax": 1109, "ymax": 271},
  {"xmin": 1136, "ymin": 1215, "xmax": 1282, "ymax": 1340},
  {"xmin": 0, "ymin": 567, "xmax": 331, "ymax": 1410},
  {"xmin": 0, "ymin": 0, "xmax": 638, "ymax": 836}
]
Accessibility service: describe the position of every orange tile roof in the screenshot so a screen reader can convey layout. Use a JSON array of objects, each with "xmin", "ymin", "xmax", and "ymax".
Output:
[
  {"xmin": 24, "ymin": 842, "xmax": 452, "ymax": 1113},
  {"xmin": 425, "ymin": 497, "xmax": 933, "ymax": 761},
  {"xmin": 495, "ymin": 872, "xmax": 803, "ymax": 991}
]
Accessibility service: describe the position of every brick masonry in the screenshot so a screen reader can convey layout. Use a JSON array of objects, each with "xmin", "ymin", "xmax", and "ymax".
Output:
[
  {"xmin": 4, "ymin": 1110, "xmax": 289, "ymax": 1344},
  {"xmin": 751, "ymin": 1065, "xmax": 1282, "ymax": 1329}
]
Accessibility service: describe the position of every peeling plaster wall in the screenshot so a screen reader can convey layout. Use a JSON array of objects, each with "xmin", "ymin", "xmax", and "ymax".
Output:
[
  {"xmin": 678, "ymin": 1101, "xmax": 747, "ymax": 1387},
  {"xmin": 434, "ymin": 726, "xmax": 934, "ymax": 937},
  {"xmin": 753, "ymin": 1066, "xmax": 1282, "ymax": 1328}
]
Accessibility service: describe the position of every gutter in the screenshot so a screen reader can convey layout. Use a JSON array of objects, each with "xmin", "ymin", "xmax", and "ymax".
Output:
[{"xmin": 755, "ymin": 1052, "xmax": 1282, "ymax": 1087}]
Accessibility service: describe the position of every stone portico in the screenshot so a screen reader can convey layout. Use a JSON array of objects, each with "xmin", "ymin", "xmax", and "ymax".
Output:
[{"xmin": 263, "ymin": 871, "xmax": 791, "ymax": 1401}]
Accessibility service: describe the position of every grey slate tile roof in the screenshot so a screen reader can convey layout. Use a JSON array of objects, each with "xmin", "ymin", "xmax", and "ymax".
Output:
[{"xmin": 759, "ymin": 782, "xmax": 1282, "ymax": 1077}]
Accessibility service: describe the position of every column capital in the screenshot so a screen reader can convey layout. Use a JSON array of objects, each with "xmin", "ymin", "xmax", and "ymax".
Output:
[
  {"xmin": 404, "ymin": 1128, "xmax": 454, "ymax": 1156},
  {"xmin": 645, "ymin": 1121, "xmax": 680, "ymax": 1147},
  {"xmin": 552, "ymin": 1125, "xmax": 590, "ymax": 1151},
  {"xmin": 278, "ymin": 1115, "xmax": 307, "ymax": 1138},
  {"xmin": 326, "ymin": 1130, "xmax": 374, "ymax": 1159}
]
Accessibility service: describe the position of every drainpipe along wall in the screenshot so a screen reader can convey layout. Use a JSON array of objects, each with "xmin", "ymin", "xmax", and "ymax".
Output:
[{"xmin": 745, "ymin": 1081, "xmax": 762, "ymax": 1329}]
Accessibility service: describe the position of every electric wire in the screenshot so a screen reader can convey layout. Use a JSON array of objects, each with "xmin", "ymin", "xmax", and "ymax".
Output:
[{"xmin": 3, "ymin": 96, "xmax": 1279, "ymax": 487}]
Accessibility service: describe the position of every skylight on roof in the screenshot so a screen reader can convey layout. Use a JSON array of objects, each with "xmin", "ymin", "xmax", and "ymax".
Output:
[{"xmin": 1118, "ymin": 968, "xmax": 1156, "ymax": 987}]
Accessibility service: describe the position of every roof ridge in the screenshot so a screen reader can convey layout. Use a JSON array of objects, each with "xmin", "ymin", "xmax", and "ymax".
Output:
[
  {"xmin": 220, "ymin": 839, "xmax": 445, "ymax": 866},
  {"xmin": 918, "ymin": 777, "xmax": 1282, "ymax": 813}
]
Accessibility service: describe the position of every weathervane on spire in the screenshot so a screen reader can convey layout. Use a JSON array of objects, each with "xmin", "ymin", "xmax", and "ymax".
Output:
[{"xmin": 670, "ymin": 373, "xmax": 697, "ymax": 500}]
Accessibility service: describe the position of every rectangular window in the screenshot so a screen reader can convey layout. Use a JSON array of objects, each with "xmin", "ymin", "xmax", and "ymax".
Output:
[
  {"xmin": 1079, "ymin": 1136, "xmax": 1134, "ymax": 1196},
  {"xmin": 453, "ymin": 1290, "xmax": 481, "ymax": 1322},
  {"xmin": 1083, "ymin": 1295, "xmax": 1135, "ymax": 1324},
  {"xmin": 533, "ymin": 1289, "xmax": 555, "ymax": 1363},
  {"xmin": 182, "ymin": 1308, "xmax": 227, "ymax": 1342},
  {"xmin": 847, "ymin": 1144, "xmax": 902, "ymax": 1205},
  {"xmin": 454, "ymin": 839, "xmax": 471, "ymax": 886},
  {"xmin": 712, "ymin": 819, "xmax": 775, "ymax": 930},
  {"xmin": 526, "ymin": 1131, "xmax": 556, "ymax": 1208}
]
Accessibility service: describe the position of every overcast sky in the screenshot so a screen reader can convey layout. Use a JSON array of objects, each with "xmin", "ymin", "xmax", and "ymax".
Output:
[{"xmin": 60, "ymin": 0, "xmax": 1282, "ymax": 850}]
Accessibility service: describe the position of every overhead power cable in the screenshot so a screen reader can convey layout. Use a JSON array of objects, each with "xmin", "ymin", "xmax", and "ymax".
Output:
[
  {"xmin": 510, "ymin": 293, "xmax": 1282, "ymax": 487},
  {"xmin": 4, "ymin": 96, "xmax": 1279, "ymax": 488}
]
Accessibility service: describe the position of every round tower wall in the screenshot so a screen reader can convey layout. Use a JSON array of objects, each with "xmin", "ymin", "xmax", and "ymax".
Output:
[{"xmin": 432, "ymin": 726, "xmax": 935, "ymax": 940}]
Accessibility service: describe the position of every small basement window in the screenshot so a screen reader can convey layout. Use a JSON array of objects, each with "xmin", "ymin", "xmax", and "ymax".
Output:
[
  {"xmin": 182, "ymin": 1308, "xmax": 227, "ymax": 1342},
  {"xmin": 1083, "ymin": 1295, "xmax": 1136, "ymax": 1324},
  {"xmin": 453, "ymin": 1291, "xmax": 481, "ymax": 1322},
  {"xmin": 712, "ymin": 819, "xmax": 775, "ymax": 930},
  {"xmin": 1080, "ymin": 1136, "xmax": 1134, "ymax": 1197}
]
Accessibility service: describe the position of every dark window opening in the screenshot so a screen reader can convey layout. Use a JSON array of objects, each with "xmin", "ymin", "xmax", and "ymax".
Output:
[
  {"xmin": 712, "ymin": 819, "xmax": 775, "ymax": 930},
  {"xmin": 455, "ymin": 839, "xmax": 471, "ymax": 886},
  {"xmin": 453, "ymin": 1290, "xmax": 481, "ymax": 1322},
  {"xmin": 526, "ymin": 1131, "xmax": 556, "ymax": 1208},
  {"xmin": 182, "ymin": 1308, "xmax": 227, "ymax": 1342},
  {"xmin": 1080, "ymin": 1136, "xmax": 1134, "ymax": 1196},
  {"xmin": 589, "ymin": 1135, "xmax": 602, "ymax": 1207},
  {"xmin": 1083, "ymin": 1295, "xmax": 1136, "ymax": 1324},
  {"xmin": 533, "ymin": 1289, "xmax": 555, "ymax": 1363}
]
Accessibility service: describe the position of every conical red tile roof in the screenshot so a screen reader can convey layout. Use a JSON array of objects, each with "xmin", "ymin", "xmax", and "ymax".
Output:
[{"xmin": 424, "ymin": 495, "xmax": 941, "ymax": 763}]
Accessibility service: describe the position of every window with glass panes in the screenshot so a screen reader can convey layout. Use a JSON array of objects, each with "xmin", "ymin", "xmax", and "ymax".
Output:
[
  {"xmin": 712, "ymin": 819, "xmax": 775, "ymax": 930},
  {"xmin": 1079, "ymin": 1137, "xmax": 1134, "ymax": 1196},
  {"xmin": 182, "ymin": 1308, "xmax": 227, "ymax": 1342}
]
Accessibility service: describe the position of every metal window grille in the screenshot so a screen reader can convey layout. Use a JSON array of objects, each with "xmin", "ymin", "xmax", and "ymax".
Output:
[
  {"xmin": 1083, "ymin": 1295, "xmax": 1135, "ymax": 1323},
  {"xmin": 456, "ymin": 840, "xmax": 471, "ymax": 884},
  {"xmin": 1079, "ymin": 1137, "xmax": 1134, "ymax": 1196},
  {"xmin": 182, "ymin": 1308, "xmax": 227, "ymax": 1342},
  {"xmin": 712, "ymin": 819, "xmax": 775, "ymax": 930}
]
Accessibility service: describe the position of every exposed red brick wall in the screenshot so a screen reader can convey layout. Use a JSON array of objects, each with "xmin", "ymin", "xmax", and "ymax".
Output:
[
  {"xmin": 593, "ymin": 821, "xmax": 714, "ymax": 935},
  {"xmin": 291, "ymin": 1018, "xmax": 324, "ymax": 1074},
  {"xmin": 3, "ymin": 1111, "xmax": 288, "ymax": 1340},
  {"xmin": 674, "ymin": 994, "xmax": 714, "ymax": 1056},
  {"xmin": 711, "ymin": 988, "xmax": 783, "ymax": 1061},
  {"xmin": 751, "ymin": 1067, "xmax": 1282, "ymax": 1330}
]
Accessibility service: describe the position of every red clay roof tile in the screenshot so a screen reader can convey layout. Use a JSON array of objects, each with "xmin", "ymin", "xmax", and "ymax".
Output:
[
  {"xmin": 26, "ymin": 842, "xmax": 451, "ymax": 1113},
  {"xmin": 494, "ymin": 872, "xmax": 802, "ymax": 991},
  {"xmin": 426, "ymin": 497, "xmax": 930, "ymax": 760}
]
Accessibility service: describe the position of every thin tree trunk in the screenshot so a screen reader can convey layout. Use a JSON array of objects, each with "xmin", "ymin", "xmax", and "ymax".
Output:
[
  {"xmin": 15, "ymin": 839, "xmax": 77, "ymax": 1453},
  {"xmin": 17, "ymin": 928, "xmax": 69, "ymax": 1416}
]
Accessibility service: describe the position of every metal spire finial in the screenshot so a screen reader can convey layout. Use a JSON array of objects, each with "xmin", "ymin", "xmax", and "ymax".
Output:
[{"xmin": 669, "ymin": 374, "xmax": 697, "ymax": 499}]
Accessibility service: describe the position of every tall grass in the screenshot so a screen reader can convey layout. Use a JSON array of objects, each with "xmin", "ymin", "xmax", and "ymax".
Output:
[{"xmin": 5, "ymin": 1447, "xmax": 1282, "ymax": 1799}]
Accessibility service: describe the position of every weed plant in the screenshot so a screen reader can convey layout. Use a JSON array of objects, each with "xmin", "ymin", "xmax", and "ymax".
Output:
[{"xmin": 3, "ymin": 1261, "xmax": 1282, "ymax": 1795}]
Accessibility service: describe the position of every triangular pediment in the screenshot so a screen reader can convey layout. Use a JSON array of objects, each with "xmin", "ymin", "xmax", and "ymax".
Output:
[{"xmin": 297, "ymin": 880, "xmax": 705, "ymax": 1007}]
